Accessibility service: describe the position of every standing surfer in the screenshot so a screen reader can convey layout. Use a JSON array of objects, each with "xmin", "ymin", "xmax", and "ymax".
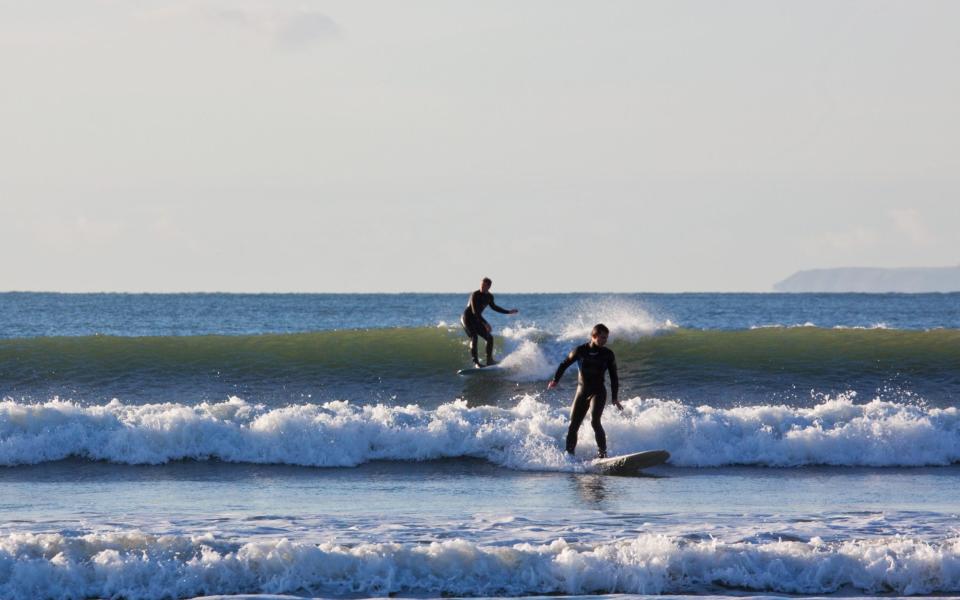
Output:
[
  {"xmin": 548, "ymin": 323, "xmax": 623, "ymax": 458},
  {"xmin": 461, "ymin": 277, "xmax": 518, "ymax": 368}
]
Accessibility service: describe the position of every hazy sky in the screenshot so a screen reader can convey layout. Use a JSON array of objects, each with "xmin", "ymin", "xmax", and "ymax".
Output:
[{"xmin": 2, "ymin": 0, "xmax": 958, "ymax": 292}]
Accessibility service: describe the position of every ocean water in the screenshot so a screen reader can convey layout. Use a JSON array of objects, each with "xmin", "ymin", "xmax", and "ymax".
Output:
[{"xmin": 1, "ymin": 292, "xmax": 960, "ymax": 599}]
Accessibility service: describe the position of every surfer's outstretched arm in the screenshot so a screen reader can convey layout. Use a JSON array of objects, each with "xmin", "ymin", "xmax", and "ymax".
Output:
[
  {"xmin": 488, "ymin": 294, "xmax": 518, "ymax": 315},
  {"xmin": 550, "ymin": 347, "xmax": 581, "ymax": 386}
]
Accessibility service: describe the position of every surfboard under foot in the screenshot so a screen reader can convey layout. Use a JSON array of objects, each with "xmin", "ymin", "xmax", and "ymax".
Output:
[
  {"xmin": 456, "ymin": 364, "xmax": 505, "ymax": 376},
  {"xmin": 589, "ymin": 449, "xmax": 670, "ymax": 476}
]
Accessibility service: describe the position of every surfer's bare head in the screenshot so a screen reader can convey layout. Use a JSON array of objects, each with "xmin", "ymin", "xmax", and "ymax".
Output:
[
  {"xmin": 480, "ymin": 277, "xmax": 492, "ymax": 292},
  {"xmin": 591, "ymin": 323, "xmax": 609, "ymax": 346}
]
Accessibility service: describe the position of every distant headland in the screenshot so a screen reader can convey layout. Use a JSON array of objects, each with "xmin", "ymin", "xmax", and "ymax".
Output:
[{"xmin": 774, "ymin": 266, "xmax": 960, "ymax": 293}]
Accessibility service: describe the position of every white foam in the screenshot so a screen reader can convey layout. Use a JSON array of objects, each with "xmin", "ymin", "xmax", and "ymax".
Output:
[
  {"xmin": 832, "ymin": 322, "xmax": 890, "ymax": 330},
  {"xmin": 3, "ymin": 531, "xmax": 960, "ymax": 598},
  {"xmin": 496, "ymin": 340, "xmax": 556, "ymax": 381},
  {"xmin": 0, "ymin": 396, "xmax": 575, "ymax": 470},
  {"xmin": 2, "ymin": 395, "xmax": 960, "ymax": 469},
  {"xmin": 752, "ymin": 322, "xmax": 892, "ymax": 330},
  {"xmin": 500, "ymin": 324, "xmax": 546, "ymax": 341},
  {"xmin": 612, "ymin": 393, "xmax": 960, "ymax": 467}
]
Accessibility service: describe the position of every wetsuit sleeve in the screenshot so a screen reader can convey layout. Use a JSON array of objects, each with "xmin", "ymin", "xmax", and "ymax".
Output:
[
  {"xmin": 552, "ymin": 346, "xmax": 581, "ymax": 383},
  {"xmin": 608, "ymin": 351, "xmax": 619, "ymax": 401},
  {"xmin": 487, "ymin": 294, "xmax": 511, "ymax": 314}
]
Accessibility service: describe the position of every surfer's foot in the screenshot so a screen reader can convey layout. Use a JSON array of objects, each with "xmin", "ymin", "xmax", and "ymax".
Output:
[
  {"xmin": 473, "ymin": 361, "xmax": 484, "ymax": 369},
  {"xmin": 597, "ymin": 450, "xmax": 607, "ymax": 459},
  {"xmin": 485, "ymin": 358, "xmax": 498, "ymax": 366}
]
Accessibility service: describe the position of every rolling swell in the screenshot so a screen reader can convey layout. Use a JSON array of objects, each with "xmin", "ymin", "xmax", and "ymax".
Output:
[
  {"xmin": 624, "ymin": 326, "xmax": 960, "ymax": 367},
  {"xmin": 1, "ymin": 327, "xmax": 958, "ymax": 396},
  {"xmin": 0, "ymin": 329, "xmax": 473, "ymax": 404},
  {"xmin": 0, "ymin": 328, "xmax": 465, "ymax": 382},
  {"xmin": 617, "ymin": 327, "xmax": 960, "ymax": 388}
]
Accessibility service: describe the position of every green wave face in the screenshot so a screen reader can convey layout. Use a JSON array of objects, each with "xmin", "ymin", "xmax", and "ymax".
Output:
[
  {"xmin": 1, "ymin": 327, "xmax": 959, "ymax": 405},
  {"xmin": 615, "ymin": 327, "xmax": 960, "ymax": 370},
  {"xmin": 0, "ymin": 328, "xmax": 468, "ymax": 382},
  {"xmin": 3, "ymin": 326, "xmax": 960, "ymax": 379}
]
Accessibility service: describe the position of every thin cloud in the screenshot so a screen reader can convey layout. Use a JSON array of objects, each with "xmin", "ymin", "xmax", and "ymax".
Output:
[
  {"xmin": 32, "ymin": 215, "xmax": 127, "ymax": 248},
  {"xmin": 274, "ymin": 12, "xmax": 341, "ymax": 47},
  {"xmin": 886, "ymin": 208, "xmax": 935, "ymax": 246},
  {"xmin": 141, "ymin": 3, "xmax": 342, "ymax": 47},
  {"xmin": 815, "ymin": 225, "xmax": 879, "ymax": 252},
  {"xmin": 208, "ymin": 9, "xmax": 253, "ymax": 27}
]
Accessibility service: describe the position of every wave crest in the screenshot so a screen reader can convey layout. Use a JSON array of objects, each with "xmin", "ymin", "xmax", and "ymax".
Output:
[
  {"xmin": 3, "ymin": 531, "xmax": 960, "ymax": 598},
  {"xmin": 2, "ymin": 395, "xmax": 960, "ymax": 468}
]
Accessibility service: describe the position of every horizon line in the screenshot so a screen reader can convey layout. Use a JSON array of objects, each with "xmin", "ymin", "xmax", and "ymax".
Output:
[{"xmin": 6, "ymin": 289, "xmax": 960, "ymax": 295}]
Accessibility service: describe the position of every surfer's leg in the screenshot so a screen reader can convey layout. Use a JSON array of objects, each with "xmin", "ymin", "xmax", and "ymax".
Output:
[
  {"xmin": 461, "ymin": 313, "xmax": 482, "ymax": 366},
  {"xmin": 483, "ymin": 335, "xmax": 494, "ymax": 365},
  {"xmin": 469, "ymin": 335, "xmax": 480, "ymax": 364},
  {"xmin": 589, "ymin": 389, "xmax": 608, "ymax": 458},
  {"xmin": 565, "ymin": 387, "xmax": 590, "ymax": 455},
  {"xmin": 479, "ymin": 320, "xmax": 495, "ymax": 365}
]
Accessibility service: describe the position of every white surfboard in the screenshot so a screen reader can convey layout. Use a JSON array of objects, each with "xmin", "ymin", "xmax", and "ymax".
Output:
[
  {"xmin": 589, "ymin": 449, "xmax": 670, "ymax": 476},
  {"xmin": 456, "ymin": 364, "xmax": 506, "ymax": 376}
]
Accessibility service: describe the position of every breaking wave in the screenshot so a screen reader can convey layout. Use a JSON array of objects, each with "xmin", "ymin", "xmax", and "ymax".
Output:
[
  {"xmin": 2, "ymin": 395, "xmax": 960, "ymax": 468},
  {"xmin": 3, "ymin": 531, "xmax": 960, "ymax": 598}
]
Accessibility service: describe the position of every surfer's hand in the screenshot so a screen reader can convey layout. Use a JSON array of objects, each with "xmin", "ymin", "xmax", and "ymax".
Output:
[
  {"xmin": 613, "ymin": 399, "xmax": 624, "ymax": 411},
  {"xmin": 510, "ymin": 309, "xmax": 519, "ymax": 315},
  {"xmin": 547, "ymin": 380, "xmax": 557, "ymax": 390}
]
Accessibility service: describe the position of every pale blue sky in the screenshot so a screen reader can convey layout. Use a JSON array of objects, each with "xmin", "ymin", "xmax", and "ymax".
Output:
[{"xmin": 2, "ymin": 1, "xmax": 958, "ymax": 292}]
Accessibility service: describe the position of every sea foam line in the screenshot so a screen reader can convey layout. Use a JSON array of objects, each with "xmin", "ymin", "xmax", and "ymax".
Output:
[
  {"xmin": 2, "ymin": 395, "xmax": 960, "ymax": 468},
  {"xmin": 2, "ymin": 531, "xmax": 960, "ymax": 599}
]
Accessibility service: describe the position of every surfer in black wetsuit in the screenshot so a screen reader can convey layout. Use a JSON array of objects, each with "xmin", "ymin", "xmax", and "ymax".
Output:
[
  {"xmin": 548, "ymin": 323, "xmax": 623, "ymax": 458},
  {"xmin": 461, "ymin": 277, "xmax": 518, "ymax": 367}
]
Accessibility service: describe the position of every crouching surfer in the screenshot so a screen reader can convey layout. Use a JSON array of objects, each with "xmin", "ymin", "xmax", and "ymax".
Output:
[{"xmin": 461, "ymin": 277, "xmax": 518, "ymax": 367}]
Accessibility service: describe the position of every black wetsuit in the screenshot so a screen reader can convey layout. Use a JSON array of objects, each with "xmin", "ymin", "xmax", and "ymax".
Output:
[
  {"xmin": 552, "ymin": 343, "xmax": 619, "ymax": 457},
  {"xmin": 461, "ymin": 290, "xmax": 510, "ymax": 364}
]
